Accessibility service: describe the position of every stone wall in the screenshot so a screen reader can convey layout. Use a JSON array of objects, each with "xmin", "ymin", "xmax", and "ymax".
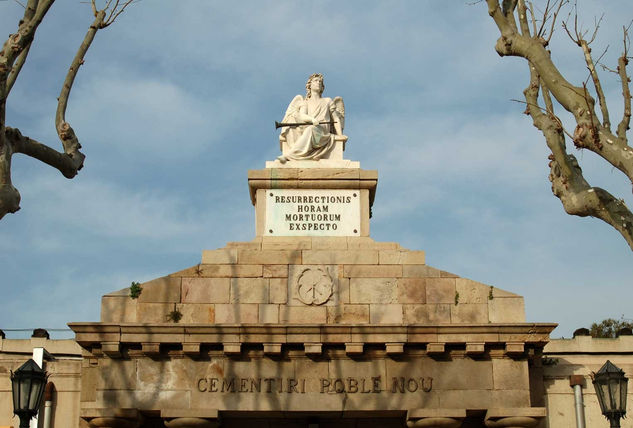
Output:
[
  {"xmin": 543, "ymin": 335, "xmax": 633, "ymax": 428},
  {"xmin": 0, "ymin": 336, "xmax": 83, "ymax": 428},
  {"xmin": 100, "ymin": 237, "xmax": 525, "ymax": 326}
]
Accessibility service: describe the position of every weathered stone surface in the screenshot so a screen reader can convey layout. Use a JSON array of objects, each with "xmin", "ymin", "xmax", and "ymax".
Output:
[
  {"xmin": 261, "ymin": 237, "xmax": 312, "ymax": 250},
  {"xmin": 201, "ymin": 249, "xmax": 238, "ymax": 264},
  {"xmin": 238, "ymin": 250, "xmax": 302, "ymax": 264},
  {"xmin": 294, "ymin": 358, "xmax": 329, "ymax": 393},
  {"xmin": 403, "ymin": 265, "xmax": 443, "ymax": 278},
  {"xmin": 492, "ymin": 358, "xmax": 529, "ymax": 390},
  {"xmin": 403, "ymin": 304, "xmax": 451, "ymax": 324},
  {"xmin": 455, "ymin": 278, "xmax": 491, "ymax": 304},
  {"xmin": 97, "ymin": 390, "xmax": 190, "ymax": 410},
  {"xmin": 379, "ymin": 250, "xmax": 425, "ymax": 265},
  {"xmin": 269, "ymin": 278, "xmax": 288, "ymax": 304},
  {"xmin": 450, "ymin": 303, "xmax": 488, "ymax": 323},
  {"xmin": 490, "ymin": 389, "xmax": 532, "ymax": 407},
  {"xmin": 230, "ymin": 278, "xmax": 269, "ymax": 303},
  {"xmin": 350, "ymin": 278, "xmax": 397, "ymax": 303},
  {"xmin": 101, "ymin": 295, "xmax": 137, "ymax": 323},
  {"xmin": 489, "ymin": 296, "xmax": 526, "ymax": 323},
  {"xmin": 182, "ymin": 278, "xmax": 230, "ymax": 303},
  {"xmin": 326, "ymin": 305, "xmax": 369, "ymax": 324},
  {"xmin": 81, "ymin": 365, "xmax": 97, "ymax": 402},
  {"xmin": 176, "ymin": 303, "xmax": 215, "ymax": 323},
  {"xmin": 327, "ymin": 359, "xmax": 387, "ymax": 384},
  {"xmin": 138, "ymin": 276, "xmax": 181, "ymax": 303},
  {"xmin": 302, "ymin": 250, "xmax": 378, "ymax": 265},
  {"xmin": 426, "ymin": 278, "xmax": 456, "ymax": 304},
  {"xmin": 338, "ymin": 278, "xmax": 350, "ymax": 304},
  {"xmin": 438, "ymin": 389, "xmax": 493, "ymax": 409},
  {"xmin": 370, "ymin": 304, "xmax": 403, "ymax": 324},
  {"xmin": 347, "ymin": 237, "xmax": 399, "ymax": 249},
  {"xmin": 436, "ymin": 358, "xmax": 493, "ymax": 390},
  {"xmin": 263, "ymin": 265, "xmax": 288, "ymax": 278},
  {"xmin": 311, "ymin": 237, "xmax": 349, "ymax": 250},
  {"xmin": 259, "ymin": 304, "xmax": 280, "ymax": 324},
  {"xmin": 343, "ymin": 265, "xmax": 402, "ymax": 278},
  {"xmin": 279, "ymin": 306, "xmax": 327, "ymax": 323},
  {"xmin": 171, "ymin": 264, "xmax": 262, "ymax": 278},
  {"xmin": 226, "ymin": 239, "xmax": 262, "ymax": 249},
  {"xmin": 96, "ymin": 359, "xmax": 137, "ymax": 390},
  {"xmin": 215, "ymin": 304, "xmax": 258, "ymax": 323},
  {"xmin": 137, "ymin": 303, "xmax": 176, "ymax": 323},
  {"xmin": 137, "ymin": 357, "xmax": 193, "ymax": 391},
  {"xmin": 397, "ymin": 278, "xmax": 426, "ymax": 303}
]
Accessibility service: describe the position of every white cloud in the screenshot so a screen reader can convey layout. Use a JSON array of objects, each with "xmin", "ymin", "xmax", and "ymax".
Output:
[
  {"xmin": 20, "ymin": 176, "xmax": 192, "ymax": 240},
  {"xmin": 68, "ymin": 71, "xmax": 241, "ymax": 159}
]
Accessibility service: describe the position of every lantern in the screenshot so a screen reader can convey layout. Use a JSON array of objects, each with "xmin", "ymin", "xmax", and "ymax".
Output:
[
  {"xmin": 592, "ymin": 360, "xmax": 628, "ymax": 428},
  {"xmin": 10, "ymin": 359, "xmax": 48, "ymax": 428}
]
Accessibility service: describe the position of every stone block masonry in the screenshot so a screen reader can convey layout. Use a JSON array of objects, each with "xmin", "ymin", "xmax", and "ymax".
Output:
[{"xmin": 101, "ymin": 236, "xmax": 525, "ymax": 326}]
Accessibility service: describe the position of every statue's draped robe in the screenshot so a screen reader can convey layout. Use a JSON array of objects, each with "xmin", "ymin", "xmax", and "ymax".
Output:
[{"xmin": 283, "ymin": 97, "xmax": 336, "ymax": 161}]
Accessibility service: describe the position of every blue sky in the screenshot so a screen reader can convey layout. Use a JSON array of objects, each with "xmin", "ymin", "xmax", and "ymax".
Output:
[{"xmin": 1, "ymin": 1, "xmax": 631, "ymax": 339}]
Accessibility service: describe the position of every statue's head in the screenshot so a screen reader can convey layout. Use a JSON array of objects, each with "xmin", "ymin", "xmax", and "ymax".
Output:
[{"xmin": 305, "ymin": 73, "xmax": 324, "ymax": 98}]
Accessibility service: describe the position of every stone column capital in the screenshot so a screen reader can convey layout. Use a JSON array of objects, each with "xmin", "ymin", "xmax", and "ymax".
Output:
[
  {"xmin": 484, "ymin": 407, "xmax": 546, "ymax": 427},
  {"xmin": 407, "ymin": 417, "xmax": 462, "ymax": 428},
  {"xmin": 484, "ymin": 416, "xmax": 540, "ymax": 427},
  {"xmin": 163, "ymin": 417, "xmax": 219, "ymax": 428},
  {"xmin": 88, "ymin": 417, "xmax": 139, "ymax": 428}
]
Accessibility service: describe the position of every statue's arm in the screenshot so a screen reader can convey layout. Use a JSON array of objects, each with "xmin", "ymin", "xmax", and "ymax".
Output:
[{"xmin": 295, "ymin": 103, "xmax": 319, "ymax": 125}]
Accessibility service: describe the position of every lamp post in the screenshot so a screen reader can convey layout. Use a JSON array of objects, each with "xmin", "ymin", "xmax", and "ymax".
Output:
[
  {"xmin": 592, "ymin": 360, "xmax": 628, "ymax": 428},
  {"xmin": 10, "ymin": 359, "xmax": 48, "ymax": 428}
]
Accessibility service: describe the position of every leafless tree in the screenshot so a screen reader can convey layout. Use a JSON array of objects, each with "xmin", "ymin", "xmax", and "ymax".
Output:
[
  {"xmin": 486, "ymin": 0, "xmax": 633, "ymax": 251},
  {"xmin": 0, "ymin": 0, "xmax": 134, "ymax": 219}
]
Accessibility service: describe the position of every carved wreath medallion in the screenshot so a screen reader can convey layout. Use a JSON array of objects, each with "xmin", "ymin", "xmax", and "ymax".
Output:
[{"xmin": 296, "ymin": 267, "xmax": 334, "ymax": 305}]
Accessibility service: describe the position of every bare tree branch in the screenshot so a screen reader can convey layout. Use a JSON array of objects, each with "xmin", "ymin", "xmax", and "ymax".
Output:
[
  {"xmin": 4, "ymin": 0, "xmax": 39, "ymax": 94},
  {"xmin": 486, "ymin": 0, "xmax": 633, "ymax": 250},
  {"xmin": 544, "ymin": 0, "xmax": 566, "ymax": 44},
  {"xmin": 102, "ymin": 0, "xmax": 135, "ymax": 28},
  {"xmin": 54, "ymin": 8, "xmax": 105, "ymax": 166},
  {"xmin": 7, "ymin": 127, "xmax": 81, "ymax": 178},
  {"xmin": 0, "ymin": 0, "xmax": 136, "ymax": 219},
  {"xmin": 517, "ymin": 0, "xmax": 531, "ymax": 37},
  {"xmin": 5, "ymin": 43, "xmax": 31, "ymax": 94},
  {"xmin": 617, "ymin": 25, "xmax": 632, "ymax": 142},
  {"xmin": 579, "ymin": 40, "xmax": 611, "ymax": 130},
  {"xmin": 526, "ymin": 64, "xmax": 633, "ymax": 250}
]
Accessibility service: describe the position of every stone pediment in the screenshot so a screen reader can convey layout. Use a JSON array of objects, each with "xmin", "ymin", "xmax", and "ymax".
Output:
[
  {"xmin": 72, "ymin": 236, "xmax": 554, "ymax": 361},
  {"xmin": 71, "ymin": 236, "xmax": 554, "ymax": 426},
  {"xmin": 99, "ymin": 236, "xmax": 524, "ymax": 327}
]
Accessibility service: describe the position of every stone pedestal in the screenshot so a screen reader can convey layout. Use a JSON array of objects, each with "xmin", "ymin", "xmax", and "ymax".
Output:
[{"xmin": 248, "ymin": 168, "xmax": 377, "ymax": 237}]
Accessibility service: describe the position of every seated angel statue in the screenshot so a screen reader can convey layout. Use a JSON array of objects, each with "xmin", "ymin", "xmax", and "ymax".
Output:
[{"xmin": 277, "ymin": 73, "xmax": 347, "ymax": 163}]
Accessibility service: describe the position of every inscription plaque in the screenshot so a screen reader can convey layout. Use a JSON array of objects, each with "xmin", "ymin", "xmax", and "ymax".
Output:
[
  {"xmin": 196, "ymin": 376, "xmax": 433, "ymax": 394},
  {"xmin": 265, "ymin": 189, "xmax": 360, "ymax": 236}
]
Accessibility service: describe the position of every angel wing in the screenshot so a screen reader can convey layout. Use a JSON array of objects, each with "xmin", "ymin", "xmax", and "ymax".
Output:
[
  {"xmin": 332, "ymin": 96, "xmax": 345, "ymax": 131},
  {"xmin": 279, "ymin": 94, "xmax": 304, "ymax": 150}
]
